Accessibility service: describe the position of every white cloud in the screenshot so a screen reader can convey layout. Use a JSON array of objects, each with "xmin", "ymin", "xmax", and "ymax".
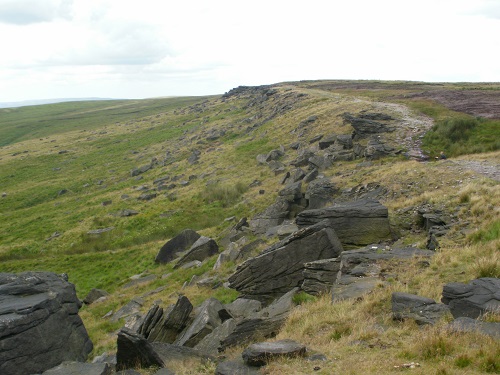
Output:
[
  {"xmin": 0, "ymin": 0, "xmax": 499, "ymax": 102},
  {"xmin": 0, "ymin": 0, "xmax": 72, "ymax": 24}
]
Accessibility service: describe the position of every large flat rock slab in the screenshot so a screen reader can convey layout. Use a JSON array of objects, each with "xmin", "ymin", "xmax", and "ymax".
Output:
[{"xmin": 296, "ymin": 199, "xmax": 392, "ymax": 246}]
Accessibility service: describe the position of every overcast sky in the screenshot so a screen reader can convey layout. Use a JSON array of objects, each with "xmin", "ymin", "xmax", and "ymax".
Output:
[{"xmin": 0, "ymin": 0, "xmax": 499, "ymax": 102}]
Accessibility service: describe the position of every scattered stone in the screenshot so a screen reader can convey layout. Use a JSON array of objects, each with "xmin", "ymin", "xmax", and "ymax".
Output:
[
  {"xmin": 319, "ymin": 134, "xmax": 336, "ymax": 149},
  {"xmin": 225, "ymin": 299, "xmax": 262, "ymax": 319},
  {"xmin": 174, "ymin": 236, "xmax": 219, "ymax": 269},
  {"xmin": 302, "ymin": 258, "xmax": 341, "ymax": 296},
  {"xmin": 392, "ymin": 292, "xmax": 450, "ymax": 325},
  {"xmin": 131, "ymin": 164, "xmax": 152, "ymax": 177},
  {"xmin": 45, "ymin": 231, "xmax": 61, "ymax": 241},
  {"xmin": 111, "ymin": 298, "xmax": 144, "ymax": 322},
  {"xmin": 101, "ymin": 200, "xmax": 112, "ymax": 206},
  {"xmin": 140, "ymin": 296, "xmax": 193, "ymax": 343},
  {"xmin": 242, "ymin": 339, "xmax": 307, "ymax": 367},
  {"xmin": 87, "ymin": 227, "xmax": 114, "ymax": 235},
  {"xmin": 175, "ymin": 298, "xmax": 231, "ymax": 347},
  {"xmin": 0, "ymin": 272, "xmax": 93, "ymax": 375},
  {"xmin": 83, "ymin": 288, "xmax": 109, "ymax": 305},
  {"xmin": 155, "ymin": 229, "xmax": 201, "ymax": 264},
  {"xmin": 114, "ymin": 209, "xmax": 139, "ymax": 217},
  {"xmin": 448, "ymin": 317, "xmax": 500, "ymax": 339},
  {"xmin": 138, "ymin": 193, "xmax": 157, "ymax": 201},
  {"xmin": 442, "ymin": 278, "xmax": 500, "ymax": 319},
  {"xmin": 305, "ymin": 178, "xmax": 338, "ymax": 209}
]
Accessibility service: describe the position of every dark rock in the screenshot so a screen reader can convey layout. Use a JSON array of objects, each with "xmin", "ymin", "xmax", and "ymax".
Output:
[
  {"xmin": 332, "ymin": 246, "xmax": 434, "ymax": 302},
  {"xmin": 303, "ymin": 168, "xmax": 319, "ymax": 183},
  {"xmin": 115, "ymin": 209, "xmax": 139, "ymax": 217},
  {"xmin": 309, "ymin": 134, "xmax": 324, "ymax": 143},
  {"xmin": 101, "ymin": 200, "xmax": 112, "ymax": 206},
  {"xmin": 318, "ymin": 135, "xmax": 336, "ymax": 150},
  {"xmin": 442, "ymin": 278, "xmax": 500, "ymax": 319},
  {"xmin": 225, "ymin": 299, "xmax": 262, "ymax": 319},
  {"xmin": 364, "ymin": 137, "xmax": 395, "ymax": 159},
  {"xmin": 138, "ymin": 193, "xmax": 157, "ymax": 201},
  {"xmin": 290, "ymin": 149, "xmax": 315, "ymax": 167},
  {"xmin": 335, "ymin": 134, "xmax": 353, "ymax": 149},
  {"xmin": 83, "ymin": 288, "xmax": 109, "ymax": 305},
  {"xmin": 249, "ymin": 198, "xmax": 291, "ymax": 234},
  {"xmin": 242, "ymin": 339, "xmax": 306, "ymax": 366},
  {"xmin": 448, "ymin": 317, "xmax": 500, "ymax": 339},
  {"xmin": 290, "ymin": 168, "xmax": 307, "ymax": 183},
  {"xmin": 143, "ymin": 296, "xmax": 193, "ymax": 343},
  {"xmin": 0, "ymin": 272, "xmax": 93, "ymax": 375},
  {"xmin": 174, "ymin": 236, "xmax": 219, "ymax": 269},
  {"xmin": 392, "ymin": 292, "xmax": 450, "ymax": 325},
  {"xmin": 266, "ymin": 149, "xmax": 285, "ymax": 162},
  {"xmin": 194, "ymin": 318, "xmax": 238, "ymax": 355},
  {"xmin": 296, "ymin": 199, "xmax": 392, "ymax": 247},
  {"xmin": 302, "ymin": 258, "xmax": 341, "ymax": 296},
  {"xmin": 305, "ymin": 178, "xmax": 338, "ymax": 209},
  {"xmin": 155, "ymin": 229, "xmax": 201, "ymax": 264},
  {"xmin": 131, "ymin": 164, "xmax": 152, "ymax": 177},
  {"xmin": 175, "ymin": 298, "xmax": 230, "ymax": 347},
  {"xmin": 342, "ymin": 112, "xmax": 395, "ymax": 136},
  {"xmin": 216, "ymin": 360, "xmax": 261, "ymax": 375},
  {"xmin": 188, "ymin": 150, "xmax": 201, "ymax": 164},
  {"xmin": 111, "ymin": 298, "xmax": 144, "ymax": 322},
  {"xmin": 116, "ymin": 328, "xmax": 164, "ymax": 370},
  {"xmin": 219, "ymin": 289, "xmax": 299, "ymax": 350},
  {"xmin": 278, "ymin": 181, "xmax": 302, "ymax": 202},
  {"xmin": 228, "ymin": 220, "xmax": 343, "ymax": 302},
  {"xmin": 308, "ymin": 155, "xmax": 333, "ymax": 171},
  {"xmin": 41, "ymin": 361, "xmax": 112, "ymax": 375}
]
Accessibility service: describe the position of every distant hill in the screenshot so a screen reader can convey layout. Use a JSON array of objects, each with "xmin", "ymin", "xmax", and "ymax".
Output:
[{"xmin": 0, "ymin": 97, "xmax": 117, "ymax": 109}]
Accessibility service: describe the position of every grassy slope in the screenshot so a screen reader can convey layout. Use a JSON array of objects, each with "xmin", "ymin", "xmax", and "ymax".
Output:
[{"xmin": 0, "ymin": 82, "xmax": 498, "ymax": 374}]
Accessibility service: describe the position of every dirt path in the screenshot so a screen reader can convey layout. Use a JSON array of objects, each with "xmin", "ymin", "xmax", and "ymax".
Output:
[
  {"xmin": 448, "ymin": 159, "xmax": 500, "ymax": 182},
  {"xmin": 372, "ymin": 101, "xmax": 434, "ymax": 160}
]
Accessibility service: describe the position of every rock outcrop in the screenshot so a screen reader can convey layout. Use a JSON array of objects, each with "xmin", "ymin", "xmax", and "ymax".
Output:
[
  {"xmin": 296, "ymin": 199, "xmax": 392, "ymax": 246},
  {"xmin": 228, "ymin": 220, "xmax": 343, "ymax": 302},
  {"xmin": 0, "ymin": 272, "xmax": 93, "ymax": 375},
  {"xmin": 442, "ymin": 278, "xmax": 500, "ymax": 319}
]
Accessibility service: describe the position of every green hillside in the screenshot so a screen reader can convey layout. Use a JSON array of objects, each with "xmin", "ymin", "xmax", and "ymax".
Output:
[{"xmin": 0, "ymin": 81, "xmax": 498, "ymax": 374}]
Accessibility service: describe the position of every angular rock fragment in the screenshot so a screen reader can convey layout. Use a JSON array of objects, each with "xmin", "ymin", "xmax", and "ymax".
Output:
[
  {"xmin": 155, "ymin": 229, "xmax": 201, "ymax": 264},
  {"xmin": 242, "ymin": 339, "xmax": 306, "ymax": 367},
  {"xmin": 174, "ymin": 236, "xmax": 219, "ymax": 269},
  {"xmin": 229, "ymin": 220, "xmax": 343, "ymax": 302},
  {"xmin": 392, "ymin": 292, "xmax": 450, "ymax": 325}
]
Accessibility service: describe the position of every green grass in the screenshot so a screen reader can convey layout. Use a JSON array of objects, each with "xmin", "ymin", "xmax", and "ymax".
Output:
[
  {"xmin": 423, "ymin": 117, "xmax": 500, "ymax": 157},
  {"xmin": 0, "ymin": 97, "xmax": 211, "ymax": 147}
]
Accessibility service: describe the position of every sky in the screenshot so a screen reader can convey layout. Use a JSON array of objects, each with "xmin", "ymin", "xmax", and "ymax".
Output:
[{"xmin": 0, "ymin": 0, "xmax": 499, "ymax": 102}]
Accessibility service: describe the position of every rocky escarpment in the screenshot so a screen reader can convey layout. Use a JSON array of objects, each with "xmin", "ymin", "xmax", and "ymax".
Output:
[{"xmin": 0, "ymin": 272, "xmax": 93, "ymax": 375}]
